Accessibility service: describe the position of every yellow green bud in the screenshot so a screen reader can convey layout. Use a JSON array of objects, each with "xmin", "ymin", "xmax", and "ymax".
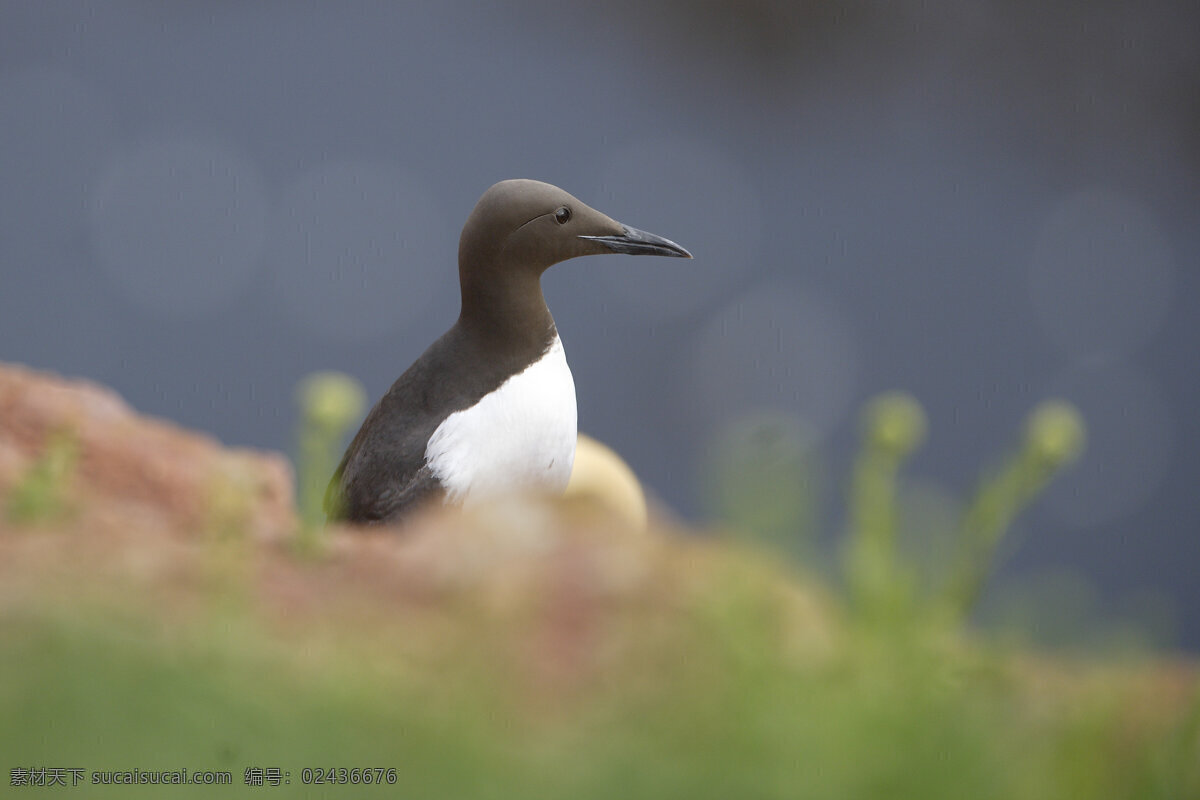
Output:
[
  {"xmin": 864, "ymin": 392, "xmax": 927, "ymax": 457},
  {"xmin": 1025, "ymin": 400, "xmax": 1086, "ymax": 468},
  {"xmin": 297, "ymin": 372, "xmax": 367, "ymax": 432}
]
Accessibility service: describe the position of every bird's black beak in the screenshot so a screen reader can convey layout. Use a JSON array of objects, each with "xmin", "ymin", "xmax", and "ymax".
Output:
[{"xmin": 580, "ymin": 225, "xmax": 692, "ymax": 258}]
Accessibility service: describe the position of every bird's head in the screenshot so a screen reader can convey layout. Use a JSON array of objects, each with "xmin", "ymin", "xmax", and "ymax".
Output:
[{"xmin": 459, "ymin": 179, "xmax": 691, "ymax": 278}]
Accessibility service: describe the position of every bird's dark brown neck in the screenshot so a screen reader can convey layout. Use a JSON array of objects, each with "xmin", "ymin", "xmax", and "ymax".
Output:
[{"xmin": 457, "ymin": 268, "xmax": 557, "ymax": 355}]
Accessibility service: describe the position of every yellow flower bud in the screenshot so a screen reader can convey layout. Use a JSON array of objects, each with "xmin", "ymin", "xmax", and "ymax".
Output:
[
  {"xmin": 1025, "ymin": 400, "xmax": 1086, "ymax": 468},
  {"xmin": 864, "ymin": 392, "xmax": 928, "ymax": 457},
  {"xmin": 297, "ymin": 372, "xmax": 367, "ymax": 432}
]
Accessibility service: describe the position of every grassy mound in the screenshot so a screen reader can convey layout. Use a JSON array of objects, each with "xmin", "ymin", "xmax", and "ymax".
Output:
[{"xmin": 1, "ymin": 367, "xmax": 1196, "ymax": 797}]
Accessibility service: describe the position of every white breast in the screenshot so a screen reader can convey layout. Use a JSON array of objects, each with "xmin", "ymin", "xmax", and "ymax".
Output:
[{"xmin": 424, "ymin": 335, "xmax": 577, "ymax": 506}]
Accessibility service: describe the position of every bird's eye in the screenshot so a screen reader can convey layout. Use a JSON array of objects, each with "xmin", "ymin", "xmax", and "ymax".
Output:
[{"xmin": 554, "ymin": 206, "xmax": 572, "ymax": 224}]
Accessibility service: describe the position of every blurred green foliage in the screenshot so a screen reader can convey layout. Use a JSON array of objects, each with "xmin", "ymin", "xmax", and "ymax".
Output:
[
  {"xmin": 2, "ymin": 385, "xmax": 1196, "ymax": 799},
  {"xmin": 945, "ymin": 400, "xmax": 1086, "ymax": 615},
  {"xmin": 711, "ymin": 393, "xmax": 1095, "ymax": 635},
  {"xmin": 845, "ymin": 391, "xmax": 928, "ymax": 621},
  {"xmin": 4, "ymin": 428, "xmax": 79, "ymax": 525},
  {"xmin": 293, "ymin": 371, "xmax": 366, "ymax": 550},
  {"xmin": 2, "ymin": 565, "xmax": 1196, "ymax": 800}
]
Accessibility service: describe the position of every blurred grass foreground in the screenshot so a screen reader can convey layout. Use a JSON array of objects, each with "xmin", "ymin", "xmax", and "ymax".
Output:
[{"xmin": 0, "ymin": 362, "xmax": 1197, "ymax": 799}]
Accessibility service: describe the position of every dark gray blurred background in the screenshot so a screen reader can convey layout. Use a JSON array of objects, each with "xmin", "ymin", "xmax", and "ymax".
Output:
[{"xmin": 2, "ymin": 2, "xmax": 1196, "ymax": 645}]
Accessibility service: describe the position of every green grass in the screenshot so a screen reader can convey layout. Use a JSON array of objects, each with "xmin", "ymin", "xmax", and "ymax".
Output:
[{"xmin": 3, "ymin": 563, "xmax": 1195, "ymax": 799}]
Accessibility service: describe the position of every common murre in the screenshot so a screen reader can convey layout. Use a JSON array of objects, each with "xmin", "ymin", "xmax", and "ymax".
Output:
[{"xmin": 325, "ymin": 179, "xmax": 691, "ymax": 524}]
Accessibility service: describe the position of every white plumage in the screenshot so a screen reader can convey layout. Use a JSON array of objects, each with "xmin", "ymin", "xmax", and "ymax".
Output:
[{"xmin": 424, "ymin": 335, "xmax": 577, "ymax": 506}]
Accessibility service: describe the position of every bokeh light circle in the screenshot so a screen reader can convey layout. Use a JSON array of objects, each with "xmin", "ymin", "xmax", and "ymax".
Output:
[
  {"xmin": 1029, "ymin": 188, "xmax": 1175, "ymax": 357},
  {"xmin": 90, "ymin": 139, "xmax": 268, "ymax": 317},
  {"xmin": 684, "ymin": 280, "xmax": 857, "ymax": 441},
  {"xmin": 268, "ymin": 161, "xmax": 447, "ymax": 341}
]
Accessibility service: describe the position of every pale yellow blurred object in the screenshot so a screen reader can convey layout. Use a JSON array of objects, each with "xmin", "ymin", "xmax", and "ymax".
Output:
[{"xmin": 564, "ymin": 433, "xmax": 648, "ymax": 531}]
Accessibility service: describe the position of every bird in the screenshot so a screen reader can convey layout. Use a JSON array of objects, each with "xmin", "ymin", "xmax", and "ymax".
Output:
[{"xmin": 325, "ymin": 179, "xmax": 691, "ymax": 524}]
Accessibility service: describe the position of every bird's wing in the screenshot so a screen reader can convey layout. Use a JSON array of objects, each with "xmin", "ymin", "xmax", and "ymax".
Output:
[
  {"xmin": 323, "ymin": 324, "xmax": 504, "ymax": 525},
  {"xmin": 324, "ymin": 393, "xmax": 446, "ymax": 524},
  {"xmin": 324, "ymin": 333, "xmax": 465, "ymax": 525},
  {"xmin": 326, "ymin": 460, "xmax": 444, "ymax": 524}
]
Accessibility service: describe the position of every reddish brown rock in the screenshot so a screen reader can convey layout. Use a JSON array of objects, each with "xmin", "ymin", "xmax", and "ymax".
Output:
[{"xmin": 0, "ymin": 361, "xmax": 295, "ymax": 540}]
